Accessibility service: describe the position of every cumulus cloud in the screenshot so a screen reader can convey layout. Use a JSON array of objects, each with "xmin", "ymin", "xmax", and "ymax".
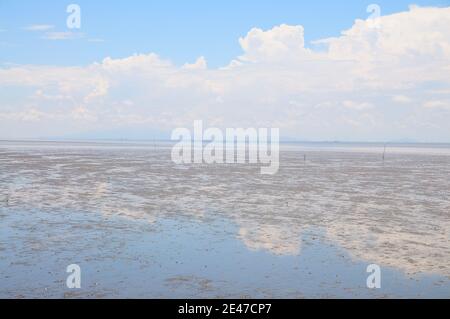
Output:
[
  {"xmin": 1, "ymin": 6, "xmax": 450, "ymax": 141},
  {"xmin": 319, "ymin": 6, "xmax": 450, "ymax": 60},
  {"xmin": 238, "ymin": 24, "xmax": 310, "ymax": 62},
  {"xmin": 183, "ymin": 56, "xmax": 208, "ymax": 70}
]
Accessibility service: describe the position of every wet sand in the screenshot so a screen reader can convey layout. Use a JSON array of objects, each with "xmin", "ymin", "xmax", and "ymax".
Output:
[{"xmin": 0, "ymin": 141, "xmax": 449, "ymax": 298}]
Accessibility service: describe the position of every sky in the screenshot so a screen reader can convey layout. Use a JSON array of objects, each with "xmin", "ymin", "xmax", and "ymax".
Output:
[{"xmin": 1, "ymin": 0, "xmax": 450, "ymax": 141}]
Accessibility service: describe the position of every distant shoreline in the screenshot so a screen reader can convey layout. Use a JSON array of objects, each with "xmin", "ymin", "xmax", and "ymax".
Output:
[{"xmin": 1, "ymin": 138, "xmax": 450, "ymax": 146}]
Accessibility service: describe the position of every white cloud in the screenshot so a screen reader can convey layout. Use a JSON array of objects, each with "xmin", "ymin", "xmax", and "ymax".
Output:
[
  {"xmin": 1, "ymin": 6, "xmax": 450, "ymax": 141},
  {"xmin": 42, "ymin": 31, "xmax": 83, "ymax": 40},
  {"xmin": 238, "ymin": 24, "xmax": 310, "ymax": 62},
  {"xmin": 392, "ymin": 95, "xmax": 412, "ymax": 103},
  {"xmin": 423, "ymin": 100, "xmax": 450, "ymax": 110},
  {"xmin": 71, "ymin": 106, "xmax": 98, "ymax": 122},
  {"xmin": 24, "ymin": 24, "xmax": 54, "ymax": 31},
  {"xmin": 320, "ymin": 6, "xmax": 450, "ymax": 60},
  {"xmin": 342, "ymin": 100, "xmax": 374, "ymax": 110},
  {"xmin": 182, "ymin": 56, "xmax": 207, "ymax": 70}
]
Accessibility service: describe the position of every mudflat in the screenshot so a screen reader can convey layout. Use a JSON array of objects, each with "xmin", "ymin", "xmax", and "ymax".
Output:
[{"xmin": 1, "ymin": 141, "xmax": 449, "ymax": 298}]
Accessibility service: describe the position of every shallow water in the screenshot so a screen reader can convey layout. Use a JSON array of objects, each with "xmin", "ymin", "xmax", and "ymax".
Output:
[{"xmin": 0, "ymin": 140, "xmax": 449, "ymax": 298}]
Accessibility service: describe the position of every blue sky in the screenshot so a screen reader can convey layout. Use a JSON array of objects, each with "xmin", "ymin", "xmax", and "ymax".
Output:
[
  {"xmin": 1, "ymin": 0, "xmax": 449, "ymax": 67},
  {"xmin": 1, "ymin": 1, "xmax": 450, "ymax": 142}
]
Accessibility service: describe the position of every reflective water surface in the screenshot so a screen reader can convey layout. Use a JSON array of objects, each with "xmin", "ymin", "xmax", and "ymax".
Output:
[{"xmin": 0, "ymin": 141, "xmax": 449, "ymax": 298}]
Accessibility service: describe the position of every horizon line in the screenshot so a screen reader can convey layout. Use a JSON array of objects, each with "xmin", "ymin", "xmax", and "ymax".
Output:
[{"xmin": 1, "ymin": 138, "xmax": 450, "ymax": 145}]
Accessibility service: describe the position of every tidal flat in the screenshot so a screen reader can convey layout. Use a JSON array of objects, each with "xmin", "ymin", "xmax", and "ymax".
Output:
[{"xmin": 0, "ymin": 141, "xmax": 449, "ymax": 298}]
